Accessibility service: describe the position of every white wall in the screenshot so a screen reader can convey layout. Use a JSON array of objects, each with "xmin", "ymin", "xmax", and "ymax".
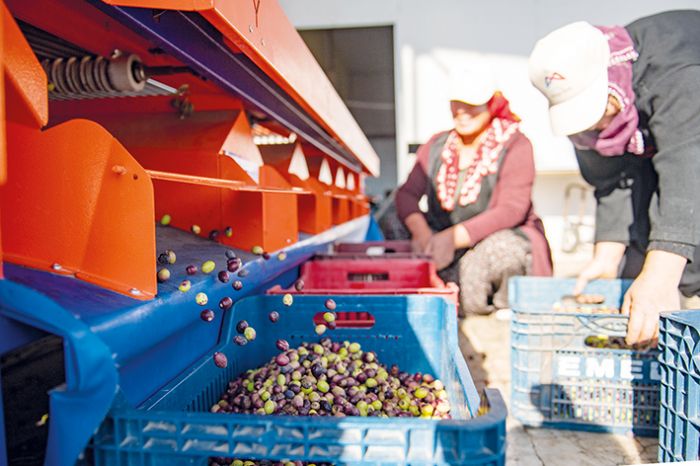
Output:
[
  {"xmin": 279, "ymin": 0, "xmax": 699, "ymax": 268},
  {"xmin": 280, "ymin": 0, "xmax": 698, "ymax": 176}
]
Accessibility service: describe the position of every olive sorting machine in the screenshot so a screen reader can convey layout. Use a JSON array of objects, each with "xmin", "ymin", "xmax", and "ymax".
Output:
[{"xmin": 0, "ymin": 1, "xmax": 380, "ymax": 464}]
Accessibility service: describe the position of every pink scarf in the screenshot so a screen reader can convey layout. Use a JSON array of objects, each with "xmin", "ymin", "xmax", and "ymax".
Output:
[{"xmin": 569, "ymin": 25, "xmax": 648, "ymax": 157}]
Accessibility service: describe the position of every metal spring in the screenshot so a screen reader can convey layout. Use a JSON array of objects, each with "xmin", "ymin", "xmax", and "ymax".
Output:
[{"xmin": 41, "ymin": 53, "xmax": 146, "ymax": 95}]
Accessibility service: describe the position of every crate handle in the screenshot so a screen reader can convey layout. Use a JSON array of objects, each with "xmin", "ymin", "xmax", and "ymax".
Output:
[
  {"xmin": 347, "ymin": 272, "xmax": 389, "ymax": 282},
  {"xmin": 578, "ymin": 315, "xmax": 628, "ymax": 336},
  {"xmin": 560, "ymin": 293, "xmax": 606, "ymax": 306},
  {"xmin": 313, "ymin": 311, "xmax": 375, "ymax": 329},
  {"xmin": 365, "ymin": 246, "xmax": 390, "ymax": 255}
]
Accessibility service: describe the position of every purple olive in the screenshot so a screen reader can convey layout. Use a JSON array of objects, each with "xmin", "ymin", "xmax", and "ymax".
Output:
[
  {"xmin": 276, "ymin": 354, "xmax": 290, "ymax": 366},
  {"xmin": 276, "ymin": 339, "xmax": 290, "ymax": 351},
  {"xmin": 292, "ymin": 395, "xmax": 304, "ymax": 408},
  {"xmin": 219, "ymin": 297, "xmax": 233, "ymax": 311},
  {"xmin": 227, "ymin": 258, "xmax": 241, "ymax": 273},
  {"xmin": 200, "ymin": 309, "xmax": 215, "ymax": 322},
  {"xmin": 268, "ymin": 311, "xmax": 280, "ymax": 323},
  {"xmin": 325, "ymin": 299, "xmax": 337, "ymax": 311},
  {"xmin": 238, "ymin": 269, "xmax": 249, "ymax": 278},
  {"xmin": 262, "ymin": 252, "xmax": 270, "ymax": 260},
  {"xmin": 294, "ymin": 280, "xmax": 304, "ymax": 291},
  {"xmin": 157, "ymin": 253, "xmax": 169, "ymax": 265},
  {"xmin": 233, "ymin": 335, "xmax": 247, "ymax": 346},
  {"xmin": 213, "ymin": 352, "xmax": 227, "ymax": 368},
  {"xmin": 186, "ymin": 264, "xmax": 197, "ymax": 275},
  {"xmin": 218, "ymin": 271, "xmax": 230, "ymax": 283},
  {"xmin": 232, "ymin": 280, "xmax": 243, "ymax": 291},
  {"xmin": 209, "ymin": 230, "xmax": 219, "ymax": 241},
  {"xmin": 236, "ymin": 320, "xmax": 249, "ymax": 333},
  {"xmin": 311, "ymin": 364, "xmax": 325, "ymax": 378}
]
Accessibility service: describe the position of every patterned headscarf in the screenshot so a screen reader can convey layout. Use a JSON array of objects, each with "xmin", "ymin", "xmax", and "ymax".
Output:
[
  {"xmin": 569, "ymin": 25, "xmax": 650, "ymax": 156},
  {"xmin": 436, "ymin": 92, "xmax": 520, "ymax": 211}
]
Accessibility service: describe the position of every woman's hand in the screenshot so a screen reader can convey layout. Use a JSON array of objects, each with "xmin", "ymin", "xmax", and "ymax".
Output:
[
  {"xmin": 623, "ymin": 250, "xmax": 686, "ymax": 346},
  {"xmin": 573, "ymin": 241, "xmax": 626, "ymax": 295},
  {"xmin": 411, "ymin": 232, "xmax": 432, "ymax": 254},
  {"xmin": 404, "ymin": 213, "xmax": 433, "ymax": 254},
  {"xmin": 426, "ymin": 228, "xmax": 456, "ymax": 270}
]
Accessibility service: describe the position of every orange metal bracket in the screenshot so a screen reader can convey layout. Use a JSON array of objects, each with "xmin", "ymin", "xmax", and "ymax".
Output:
[
  {"xmin": 85, "ymin": 108, "xmax": 302, "ymax": 251},
  {"xmin": 0, "ymin": 3, "xmax": 5, "ymax": 186},
  {"xmin": 259, "ymin": 143, "xmax": 334, "ymax": 235},
  {"xmin": 0, "ymin": 6, "xmax": 4, "ymax": 278},
  {"xmin": 351, "ymin": 195, "xmax": 371, "ymax": 218},
  {"xmin": 147, "ymin": 169, "xmax": 305, "ymax": 195},
  {"xmin": 302, "ymin": 152, "xmax": 356, "ymax": 227},
  {"xmin": 2, "ymin": 3, "xmax": 47, "ymax": 129},
  {"xmin": 1, "ymin": 119, "xmax": 157, "ymax": 299},
  {"xmin": 331, "ymin": 194, "xmax": 352, "ymax": 226}
]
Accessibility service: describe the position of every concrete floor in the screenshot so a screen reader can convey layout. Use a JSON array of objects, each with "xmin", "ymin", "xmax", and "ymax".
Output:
[{"xmin": 459, "ymin": 314, "xmax": 659, "ymax": 466}]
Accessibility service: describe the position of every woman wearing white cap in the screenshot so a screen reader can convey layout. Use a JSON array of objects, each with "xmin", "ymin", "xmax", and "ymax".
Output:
[
  {"xmin": 389, "ymin": 67, "xmax": 552, "ymax": 316},
  {"xmin": 529, "ymin": 10, "xmax": 700, "ymax": 345}
]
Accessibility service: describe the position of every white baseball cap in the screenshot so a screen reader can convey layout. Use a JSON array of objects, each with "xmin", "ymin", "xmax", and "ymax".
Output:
[
  {"xmin": 448, "ymin": 65, "xmax": 497, "ymax": 106},
  {"xmin": 528, "ymin": 21, "xmax": 610, "ymax": 136}
]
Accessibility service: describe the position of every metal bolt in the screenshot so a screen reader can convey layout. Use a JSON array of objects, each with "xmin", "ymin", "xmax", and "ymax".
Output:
[
  {"xmin": 129, "ymin": 288, "xmax": 142, "ymax": 296},
  {"xmin": 51, "ymin": 263, "xmax": 62, "ymax": 271}
]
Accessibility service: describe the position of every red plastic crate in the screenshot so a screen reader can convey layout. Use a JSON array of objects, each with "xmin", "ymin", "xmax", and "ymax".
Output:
[
  {"xmin": 334, "ymin": 240, "xmax": 414, "ymax": 254},
  {"xmin": 268, "ymin": 257, "xmax": 459, "ymax": 325}
]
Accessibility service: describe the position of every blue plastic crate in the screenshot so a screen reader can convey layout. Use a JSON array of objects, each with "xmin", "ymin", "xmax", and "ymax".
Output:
[
  {"xmin": 510, "ymin": 277, "xmax": 661, "ymax": 436},
  {"xmin": 92, "ymin": 295, "xmax": 507, "ymax": 465},
  {"xmin": 658, "ymin": 309, "xmax": 700, "ymax": 462}
]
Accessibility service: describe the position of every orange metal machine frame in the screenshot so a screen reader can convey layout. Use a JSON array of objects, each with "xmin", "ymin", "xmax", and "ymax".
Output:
[{"xmin": 0, "ymin": 0, "xmax": 378, "ymax": 299}]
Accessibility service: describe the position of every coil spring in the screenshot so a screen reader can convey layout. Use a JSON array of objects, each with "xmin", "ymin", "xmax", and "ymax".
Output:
[{"xmin": 41, "ymin": 53, "xmax": 146, "ymax": 95}]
